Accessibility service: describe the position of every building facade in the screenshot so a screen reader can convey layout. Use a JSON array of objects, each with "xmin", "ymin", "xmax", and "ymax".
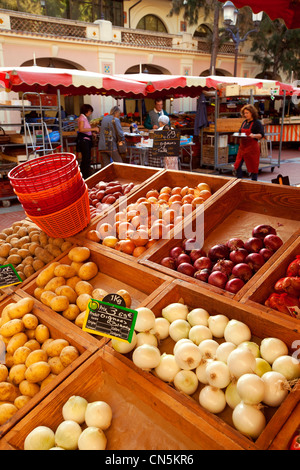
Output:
[{"xmin": 0, "ymin": 0, "xmax": 263, "ymax": 117}]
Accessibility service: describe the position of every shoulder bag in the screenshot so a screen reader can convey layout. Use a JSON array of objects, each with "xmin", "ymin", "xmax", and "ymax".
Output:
[{"xmin": 112, "ymin": 119, "xmax": 127, "ymax": 155}]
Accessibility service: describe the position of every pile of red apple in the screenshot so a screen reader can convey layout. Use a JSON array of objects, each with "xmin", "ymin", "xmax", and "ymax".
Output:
[
  {"xmin": 160, "ymin": 224, "xmax": 284, "ymax": 294},
  {"xmin": 88, "ymin": 180, "xmax": 138, "ymax": 218}
]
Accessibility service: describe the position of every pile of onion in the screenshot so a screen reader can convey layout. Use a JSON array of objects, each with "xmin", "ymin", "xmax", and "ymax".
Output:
[
  {"xmin": 160, "ymin": 225, "xmax": 283, "ymax": 294},
  {"xmin": 111, "ymin": 302, "xmax": 299, "ymax": 442}
]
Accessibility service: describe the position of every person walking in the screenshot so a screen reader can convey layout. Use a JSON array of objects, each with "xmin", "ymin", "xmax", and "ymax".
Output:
[
  {"xmin": 234, "ymin": 104, "xmax": 264, "ymax": 181},
  {"xmin": 77, "ymin": 104, "xmax": 99, "ymax": 179},
  {"xmin": 98, "ymin": 106, "xmax": 125, "ymax": 168},
  {"xmin": 144, "ymin": 99, "xmax": 170, "ymax": 130}
]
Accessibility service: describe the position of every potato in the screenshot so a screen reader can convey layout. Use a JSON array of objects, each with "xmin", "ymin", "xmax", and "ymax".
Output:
[
  {"xmin": 15, "ymin": 236, "xmax": 30, "ymax": 248},
  {"xmin": 41, "ymin": 338, "xmax": 54, "ymax": 352},
  {"xmin": 45, "ymin": 244, "xmax": 62, "ymax": 258},
  {"xmin": 92, "ymin": 288, "xmax": 109, "ymax": 301},
  {"xmin": 6, "ymin": 298, "xmax": 34, "ymax": 319},
  {"xmin": 48, "ymin": 356, "xmax": 65, "ymax": 375},
  {"xmin": 5, "ymin": 353, "xmax": 14, "ymax": 369},
  {"xmin": 35, "ymin": 247, "xmax": 54, "ymax": 265},
  {"xmin": 25, "ymin": 361, "xmax": 51, "ymax": 383},
  {"xmin": 68, "ymin": 246, "xmax": 90, "ymax": 263},
  {"xmin": 61, "ymin": 241, "xmax": 73, "ymax": 252},
  {"xmin": 78, "ymin": 262, "xmax": 98, "ymax": 281},
  {"xmin": 28, "ymin": 242, "xmax": 40, "ymax": 255},
  {"xmin": 40, "ymin": 291, "xmax": 56, "ymax": 307},
  {"xmin": 13, "ymin": 346, "xmax": 31, "ymax": 365},
  {"xmin": 54, "ymin": 264, "xmax": 76, "ymax": 279},
  {"xmin": 0, "ymin": 382, "xmax": 19, "ymax": 402},
  {"xmin": 50, "ymin": 295, "xmax": 69, "ymax": 313},
  {"xmin": 24, "ymin": 339, "xmax": 41, "ymax": 352},
  {"xmin": 52, "ymin": 237, "xmax": 64, "ymax": 248},
  {"xmin": 24, "ymin": 265, "xmax": 35, "ymax": 278},
  {"xmin": 35, "ymin": 261, "xmax": 60, "ymax": 287},
  {"xmin": 19, "ymin": 380, "xmax": 40, "ymax": 398},
  {"xmin": 23, "ymin": 255, "xmax": 34, "ymax": 266},
  {"xmin": 0, "ymin": 243, "xmax": 11, "ymax": 258},
  {"xmin": 40, "ymin": 373, "xmax": 57, "ymax": 390},
  {"xmin": 76, "ymin": 293, "xmax": 92, "ymax": 312},
  {"xmin": 9, "ymin": 364, "xmax": 27, "ymax": 385},
  {"xmin": 18, "ymin": 248, "xmax": 30, "ymax": 260},
  {"xmin": 25, "ymin": 329, "xmax": 35, "ymax": 340},
  {"xmin": 62, "ymin": 304, "xmax": 80, "ymax": 321},
  {"xmin": 33, "ymin": 287, "xmax": 45, "ymax": 301},
  {"xmin": 25, "ymin": 349, "xmax": 48, "ymax": 367},
  {"xmin": 44, "ymin": 276, "xmax": 66, "ymax": 293},
  {"xmin": 0, "ymin": 319, "xmax": 24, "ymax": 338},
  {"xmin": 116, "ymin": 289, "xmax": 132, "ymax": 308},
  {"xmin": 9, "ymin": 247, "xmax": 19, "ymax": 255},
  {"xmin": 22, "ymin": 314, "xmax": 39, "ymax": 330},
  {"xmin": 66, "ymin": 275, "xmax": 81, "ymax": 290},
  {"xmin": 0, "ymin": 365, "xmax": 8, "ymax": 382},
  {"xmin": 39, "ymin": 232, "xmax": 48, "ymax": 247},
  {"xmin": 55, "ymin": 285, "xmax": 77, "ymax": 304},
  {"xmin": 16, "ymin": 227, "xmax": 28, "ymax": 238},
  {"xmin": 32, "ymin": 259, "xmax": 45, "ymax": 272},
  {"xmin": 70, "ymin": 261, "xmax": 84, "ymax": 274},
  {"xmin": 6, "ymin": 332, "xmax": 28, "ymax": 355},
  {"xmin": 0, "ymin": 403, "xmax": 18, "ymax": 425},
  {"xmin": 46, "ymin": 339, "xmax": 69, "ymax": 357},
  {"xmin": 17, "ymin": 271, "xmax": 26, "ymax": 281},
  {"xmin": 75, "ymin": 311, "xmax": 86, "ymax": 328},
  {"xmin": 75, "ymin": 280, "xmax": 93, "ymax": 296},
  {"xmin": 14, "ymin": 395, "xmax": 31, "ymax": 409},
  {"xmin": 2, "ymin": 228, "xmax": 13, "ymax": 236},
  {"xmin": 34, "ymin": 324, "xmax": 50, "ymax": 344},
  {"xmin": 60, "ymin": 346, "xmax": 79, "ymax": 367},
  {"xmin": 6, "ymin": 254, "xmax": 22, "ymax": 266}
]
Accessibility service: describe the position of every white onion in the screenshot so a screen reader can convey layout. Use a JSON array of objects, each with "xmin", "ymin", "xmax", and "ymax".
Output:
[
  {"xmin": 134, "ymin": 307, "xmax": 156, "ymax": 332},
  {"xmin": 232, "ymin": 402, "xmax": 266, "ymax": 439},
  {"xmin": 187, "ymin": 308, "xmax": 210, "ymax": 327},
  {"xmin": 224, "ymin": 319, "xmax": 251, "ymax": 346},
  {"xmin": 173, "ymin": 338, "xmax": 193, "ymax": 355},
  {"xmin": 173, "ymin": 370, "xmax": 199, "ymax": 395},
  {"xmin": 198, "ymin": 339, "xmax": 219, "ymax": 359},
  {"xmin": 136, "ymin": 332, "xmax": 158, "ymax": 348},
  {"xmin": 77, "ymin": 427, "xmax": 107, "ymax": 450},
  {"xmin": 272, "ymin": 355, "xmax": 300, "ymax": 380},
  {"xmin": 207, "ymin": 315, "xmax": 229, "ymax": 338},
  {"xmin": 132, "ymin": 344, "xmax": 161, "ymax": 370},
  {"xmin": 255, "ymin": 358, "xmax": 272, "ymax": 377},
  {"xmin": 169, "ymin": 319, "xmax": 191, "ymax": 342},
  {"xmin": 238, "ymin": 341, "xmax": 261, "ymax": 358},
  {"xmin": 150, "ymin": 317, "xmax": 170, "ymax": 341},
  {"xmin": 196, "ymin": 358, "xmax": 213, "ymax": 385},
  {"xmin": 111, "ymin": 331, "xmax": 137, "ymax": 354},
  {"xmin": 174, "ymin": 341, "xmax": 202, "ymax": 370},
  {"xmin": 54, "ymin": 420, "xmax": 82, "ymax": 450},
  {"xmin": 189, "ymin": 325, "xmax": 212, "ymax": 345},
  {"xmin": 154, "ymin": 353, "xmax": 181, "ymax": 382},
  {"xmin": 225, "ymin": 382, "xmax": 242, "ymax": 409},
  {"xmin": 227, "ymin": 348, "xmax": 256, "ymax": 378},
  {"xmin": 206, "ymin": 360, "xmax": 231, "ymax": 389},
  {"xmin": 199, "ymin": 386, "xmax": 226, "ymax": 414},
  {"xmin": 236, "ymin": 374, "xmax": 265, "ymax": 405},
  {"xmin": 24, "ymin": 426, "xmax": 55, "ymax": 450},
  {"xmin": 215, "ymin": 342, "xmax": 236, "ymax": 363},
  {"xmin": 85, "ymin": 401, "xmax": 112, "ymax": 430},
  {"xmin": 162, "ymin": 303, "xmax": 189, "ymax": 323},
  {"xmin": 260, "ymin": 337, "xmax": 288, "ymax": 365},
  {"xmin": 62, "ymin": 395, "xmax": 88, "ymax": 424},
  {"xmin": 262, "ymin": 371, "xmax": 289, "ymax": 407}
]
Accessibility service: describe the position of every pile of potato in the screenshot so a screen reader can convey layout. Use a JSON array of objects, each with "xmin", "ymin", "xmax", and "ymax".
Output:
[
  {"xmin": 0, "ymin": 221, "xmax": 73, "ymax": 282},
  {"xmin": 33, "ymin": 246, "xmax": 132, "ymax": 327},
  {"xmin": 0, "ymin": 297, "xmax": 80, "ymax": 426}
]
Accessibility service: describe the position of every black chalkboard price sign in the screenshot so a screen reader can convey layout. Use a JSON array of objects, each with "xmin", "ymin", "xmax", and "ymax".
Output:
[
  {"xmin": 82, "ymin": 294, "xmax": 138, "ymax": 343},
  {"xmin": 152, "ymin": 129, "xmax": 181, "ymax": 157},
  {"xmin": 0, "ymin": 264, "xmax": 22, "ymax": 288}
]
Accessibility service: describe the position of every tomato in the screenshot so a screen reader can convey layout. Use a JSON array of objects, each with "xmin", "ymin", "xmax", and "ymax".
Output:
[{"xmin": 290, "ymin": 432, "xmax": 300, "ymax": 450}]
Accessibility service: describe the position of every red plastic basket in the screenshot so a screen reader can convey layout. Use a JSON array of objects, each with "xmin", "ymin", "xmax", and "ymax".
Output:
[
  {"xmin": 26, "ymin": 188, "xmax": 91, "ymax": 238},
  {"xmin": 8, "ymin": 153, "xmax": 79, "ymax": 193}
]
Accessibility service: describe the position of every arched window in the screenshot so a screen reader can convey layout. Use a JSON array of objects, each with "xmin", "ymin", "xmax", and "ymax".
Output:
[
  {"xmin": 137, "ymin": 15, "xmax": 167, "ymax": 33},
  {"xmin": 193, "ymin": 24, "xmax": 212, "ymax": 39}
]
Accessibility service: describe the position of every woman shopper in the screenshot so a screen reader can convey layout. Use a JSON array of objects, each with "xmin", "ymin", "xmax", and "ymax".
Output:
[
  {"xmin": 234, "ymin": 104, "xmax": 264, "ymax": 181},
  {"xmin": 98, "ymin": 106, "xmax": 125, "ymax": 168},
  {"xmin": 77, "ymin": 104, "xmax": 99, "ymax": 179}
]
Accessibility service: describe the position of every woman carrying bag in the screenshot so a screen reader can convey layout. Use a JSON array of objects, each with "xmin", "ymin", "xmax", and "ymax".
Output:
[
  {"xmin": 98, "ymin": 106, "xmax": 126, "ymax": 168},
  {"xmin": 234, "ymin": 104, "xmax": 264, "ymax": 181},
  {"xmin": 77, "ymin": 104, "xmax": 99, "ymax": 179}
]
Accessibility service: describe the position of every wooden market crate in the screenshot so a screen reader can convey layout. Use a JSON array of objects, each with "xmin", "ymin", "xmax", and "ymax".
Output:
[
  {"xmin": 216, "ymin": 118, "xmax": 244, "ymax": 132},
  {"xmin": 105, "ymin": 279, "xmax": 300, "ymax": 450},
  {"xmin": 84, "ymin": 162, "xmax": 163, "ymax": 226},
  {"xmin": 0, "ymin": 346, "xmax": 254, "ymax": 450},
  {"xmin": 76, "ymin": 169, "xmax": 236, "ymax": 262},
  {"xmin": 269, "ymin": 402, "xmax": 300, "ymax": 450},
  {"xmin": 19, "ymin": 244, "xmax": 173, "ymax": 328},
  {"xmin": 0, "ymin": 293, "xmax": 98, "ymax": 438},
  {"xmin": 201, "ymin": 145, "xmax": 228, "ymax": 166},
  {"xmin": 240, "ymin": 235, "xmax": 300, "ymax": 325},
  {"xmin": 140, "ymin": 179, "xmax": 300, "ymax": 311}
]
